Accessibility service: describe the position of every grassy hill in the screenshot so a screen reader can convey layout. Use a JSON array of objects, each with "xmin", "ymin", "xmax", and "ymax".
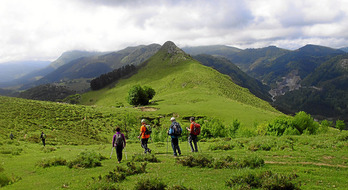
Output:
[{"xmin": 81, "ymin": 41, "xmax": 281, "ymax": 127}]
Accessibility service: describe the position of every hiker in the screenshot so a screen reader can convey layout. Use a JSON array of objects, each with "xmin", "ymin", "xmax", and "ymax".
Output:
[
  {"xmin": 168, "ymin": 117, "xmax": 182, "ymax": 156},
  {"xmin": 9, "ymin": 132, "xmax": 14, "ymax": 140},
  {"xmin": 186, "ymin": 117, "xmax": 199, "ymax": 152},
  {"xmin": 40, "ymin": 131, "xmax": 46, "ymax": 146},
  {"xmin": 137, "ymin": 119, "xmax": 152, "ymax": 154},
  {"xmin": 112, "ymin": 127, "xmax": 126, "ymax": 163}
]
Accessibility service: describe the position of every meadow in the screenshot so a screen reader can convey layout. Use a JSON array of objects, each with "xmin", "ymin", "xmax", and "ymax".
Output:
[
  {"xmin": 1, "ymin": 45, "xmax": 347, "ymax": 189},
  {"xmin": 1, "ymin": 131, "xmax": 347, "ymax": 189}
]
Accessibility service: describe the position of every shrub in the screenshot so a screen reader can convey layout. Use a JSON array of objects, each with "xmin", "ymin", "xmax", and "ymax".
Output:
[
  {"xmin": 209, "ymin": 143, "xmax": 234, "ymax": 151},
  {"xmin": 132, "ymin": 154, "xmax": 160, "ymax": 163},
  {"xmin": 227, "ymin": 119, "xmax": 241, "ymax": 138},
  {"xmin": 134, "ymin": 178, "xmax": 167, "ymax": 190},
  {"xmin": 226, "ymin": 171, "xmax": 300, "ymax": 190},
  {"xmin": 103, "ymin": 162, "xmax": 147, "ymax": 183},
  {"xmin": 127, "ymin": 85, "xmax": 155, "ymax": 106},
  {"xmin": 176, "ymin": 155, "xmax": 264, "ymax": 169},
  {"xmin": 67, "ymin": 150, "xmax": 106, "ymax": 168},
  {"xmin": 266, "ymin": 116, "xmax": 293, "ymax": 136},
  {"xmin": 293, "ymin": 111, "xmax": 319, "ymax": 134},
  {"xmin": 335, "ymin": 120, "xmax": 346, "ymax": 131},
  {"xmin": 166, "ymin": 184, "xmax": 193, "ymax": 190},
  {"xmin": 176, "ymin": 154, "xmax": 213, "ymax": 168},
  {"xmin": 0, "ymin": 167, "xmax": 20, "ymax": 187},
  {"xmin": 197, "ymin": 118, "xmax": 227, "ymax": 138},
  {"xmin": 238, "ymin": 155, "xmax": 265, "ymax": 169},
  {"xmin": 37, "ymin": 157, "xmax": 67, "ymax": 168}
]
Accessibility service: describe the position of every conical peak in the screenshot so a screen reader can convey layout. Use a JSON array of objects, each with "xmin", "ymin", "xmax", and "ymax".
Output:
[{"xmin": 160, "ymin": 41, "xmax": 185, "ymax": 55}]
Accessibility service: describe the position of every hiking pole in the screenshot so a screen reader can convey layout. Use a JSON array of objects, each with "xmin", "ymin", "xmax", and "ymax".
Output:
[
  {"xmin": 166, "ymin": 136, "xmax": 169, "ymax": 154},
  {"xmin": 197, "ymin": 141, "xmax": 202, "ymax": 153},
  {"xmin": 110, "ymin": 147, "xmax": 114, "ymax": 159},
  {"xmin": 124, "ymin": 147, "xmax": 127, "ymax": 160}
]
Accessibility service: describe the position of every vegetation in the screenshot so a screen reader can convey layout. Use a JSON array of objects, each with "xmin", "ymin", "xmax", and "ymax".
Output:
[
  {"xmin": 127, "ymin": 85, "xmax": 156, "ymax": 106},
  {"xmin": 91, "ymin": 64, "xmax": 137, "ymax": 90}
]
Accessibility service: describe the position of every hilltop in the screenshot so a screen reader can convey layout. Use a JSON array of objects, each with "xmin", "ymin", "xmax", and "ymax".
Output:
[{"xmin": 81, "ymin": 41, "xmax": 281, "ymax": 126}]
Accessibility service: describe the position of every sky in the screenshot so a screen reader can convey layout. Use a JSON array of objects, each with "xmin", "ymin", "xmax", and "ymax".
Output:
[{"xmin": 1, "ymin": 0, "xmax": 348, "ymax": 63}]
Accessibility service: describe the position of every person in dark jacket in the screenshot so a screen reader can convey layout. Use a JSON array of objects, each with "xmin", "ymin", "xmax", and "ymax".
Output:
[
  {"xmin": 168, "ymin": 117, "xmax": 182, "ymax": 156},
  {"xmin": 40, "ymin": 131, "xmax": 46, "ymax": 146},
  {"xmin": 112, "ymin": 127, "xmax": 126, "ymax": 163}
]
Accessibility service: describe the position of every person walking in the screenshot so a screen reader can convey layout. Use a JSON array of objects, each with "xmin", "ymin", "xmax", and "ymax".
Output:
[
  {"xmin": 112, "ymin": 127, "xmax": 126, "ymax": 163},
  {"xmin": 9, "ymin": 132, "xmax": 14, "ymax": 140},
  {"xmin": 186, "ymin": 117, "xmax": 200, "ymax": 152},
  {"xmin": 137, "ymin": 119, "xmax": 151, "ymax": 154},
  {"xmin": 168, "ymin": 117, "xmax": 182, "ymax": 156},
  {"xmin": 40, "ymin": 131, "xmax": 46, "ymax": 146}
]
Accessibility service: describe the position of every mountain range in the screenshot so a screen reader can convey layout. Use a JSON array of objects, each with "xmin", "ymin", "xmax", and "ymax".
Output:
[{"xmin": 0, "ymin": 42, "xmax": 347, "ymax": 122}]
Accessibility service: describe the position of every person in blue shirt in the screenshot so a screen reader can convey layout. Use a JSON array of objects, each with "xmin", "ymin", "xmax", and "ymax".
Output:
[{"xmin": 168, "ymin": 117, "xmax": 182, "ymax": 156}]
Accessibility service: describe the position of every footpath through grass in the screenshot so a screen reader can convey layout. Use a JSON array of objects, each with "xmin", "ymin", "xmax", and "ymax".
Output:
[{"xmin": 1, "ymin": 132, "xmax": 347, "ymax": 189}]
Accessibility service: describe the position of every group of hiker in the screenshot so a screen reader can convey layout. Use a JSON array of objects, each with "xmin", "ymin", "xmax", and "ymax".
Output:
[
  {"xmin": 10, "ymin": 116, "xmax": 200, "ymax": 164},
  {"xmin": 112, "ymin": 116, "xmax": 201, "ymax": 163}
]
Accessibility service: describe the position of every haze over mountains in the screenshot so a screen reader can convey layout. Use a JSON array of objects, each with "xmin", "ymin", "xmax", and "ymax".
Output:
[{"xmin": 0, "ymin": 42, "xmax": 347, "ymax": 122}]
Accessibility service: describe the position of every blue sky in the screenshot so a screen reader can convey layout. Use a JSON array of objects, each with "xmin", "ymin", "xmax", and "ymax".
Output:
[{"xmin": 0, "ymin": 0, "xmax": 347, "ymax": 63}]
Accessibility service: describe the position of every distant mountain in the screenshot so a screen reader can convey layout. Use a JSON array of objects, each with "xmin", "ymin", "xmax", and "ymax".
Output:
[
  {"xmin": 18, "ymin": 83, "xmax": 76, "ymax": 102},
  {"xmin": 0, "ymin": 60, "xmax": 50, "ymax": 83},
  {"xmin": 20, "ymin": 44, "xmax": 161, "ymax": 91},
  {"xmin": 193, "ymin": 54, "xmax": 271, "ymax": 101},
  {"xmin": 275, "ymin": 54, "xmax": 348, "ymax": 120},
  {"xmin": 183, "ymin": 45, "xmax": 242, "ymax": 57},
  {"xmin": 229, "ymin": 46, "xmax": 290, "ymax": 71},
  {"xmin": 50, "ymin": 50, "xmax": 106, "ymax": 69},
  {"xmin": 339, "ymin": 47, "xmax": 348, "ymax": 52}
]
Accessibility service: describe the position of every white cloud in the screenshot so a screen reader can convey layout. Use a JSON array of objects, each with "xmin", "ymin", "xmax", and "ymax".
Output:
[{"xmin": 0, "ymin": 0, "xmax": 348, "ymax": 63}]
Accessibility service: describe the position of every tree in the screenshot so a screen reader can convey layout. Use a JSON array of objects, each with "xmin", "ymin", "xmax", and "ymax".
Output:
[
  {"xmin": 335, "ymin": 120, "xmax": 346, "ymax": 132},
  {"xmin": 127, "ymin": 85, "xmax": 155, "ymax": 106}
]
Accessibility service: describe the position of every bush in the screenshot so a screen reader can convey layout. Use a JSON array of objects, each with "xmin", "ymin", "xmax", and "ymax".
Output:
[
  {"xmin": 68, "ymin": 150, "xmax": 106, "ymax": 168},
  {"xmin": 37, "ymin": 157, "xmax": 67, "ymax": 168},
  {"xmin": 132, "ymin": 154, "xmax": 160, "ymax": 163},
  {"xmin": 166, "ymin": 185, "xmax": 193, "ymax": 190},
  {"xmin": 226, "ymin": 171, "xmax": 300, "ymax": 190},
  {"xmin": 335, "ymin": 120, "xmax": 346, "ymax": 131},
  {"xmin": 134, "ymin": 178, "xmax": 167, "ymax": 190},
  {"xmin": 197, "ymin": 118, "xmax": 226, "ymax": 138},
  {"xmin": 176, "ymin": 155, "xmax": 264, "ymax": 169},
  {"xmin": 127, "ymin": 85, "xmax": 156, "ymax": 106},
  {"xmin": 293, "ymin": 111, "xmax": 319, "ymax": 134},
  {"xmin": 88, "ymin": 162, "xmax": 147, "ymax": 189}
]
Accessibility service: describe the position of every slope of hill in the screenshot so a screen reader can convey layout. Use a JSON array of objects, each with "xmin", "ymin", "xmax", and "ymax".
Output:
[
  {"xmin": 81, "ymin": 41, "xmax": 281, "ymax": 126},
  {"xmin": 0, "ymin": 60, "xmax": 50, "ymax": 83},
  {"xmin": 275, "ymin": 54, "xmax": 348, "ymax": 120},
  {"xmin": 193, "ymin": 54, "xmax": 271, "ymax": 101},
  {"xmin": 21, "ymin": 44, "xmax": 161, "ymax": 91}
]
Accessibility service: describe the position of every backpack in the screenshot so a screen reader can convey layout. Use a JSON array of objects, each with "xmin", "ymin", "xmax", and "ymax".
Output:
[
  {"xmin": 172, "ymin": 123, "xmax": 182, "ymax": 136},
  {"xmin": 115, "ymin": 134, "xmax": 124, "ymax": 146},
  {"xmin": 144, "ymin": 125, "xmax": 152, "ymax": 135},
  {"xmin": 192, "ymin": 123, "xmax": 201, "ymax": 135}
]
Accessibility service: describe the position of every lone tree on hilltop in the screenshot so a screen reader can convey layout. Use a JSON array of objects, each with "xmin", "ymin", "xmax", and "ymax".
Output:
[{"xmin": 127, "ymin": 85, "xmax": 156, "ymax": 106}]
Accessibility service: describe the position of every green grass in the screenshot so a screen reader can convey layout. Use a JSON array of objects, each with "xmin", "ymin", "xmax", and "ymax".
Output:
[
  {"xmin": 1, "ymin": 132, "xmax": 347, "ymax": 189},
  {"xmin": 80, "ymin": 47, "xmax": 281, "ymax": 127}
]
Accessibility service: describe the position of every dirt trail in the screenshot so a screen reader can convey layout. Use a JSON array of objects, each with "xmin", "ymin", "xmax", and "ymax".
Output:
[{"xmin": 265, "ymin": 161, "xmax": 348, "ymax": 168}]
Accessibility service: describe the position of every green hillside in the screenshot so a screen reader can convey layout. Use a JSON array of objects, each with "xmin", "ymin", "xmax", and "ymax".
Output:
[{"xmin": 81, "ymin": 41, "xmax": 281, "ymax": 126}]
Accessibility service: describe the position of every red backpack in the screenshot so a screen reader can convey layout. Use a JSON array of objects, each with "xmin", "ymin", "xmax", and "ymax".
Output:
[{"xmin": 192, "ymin": 123, "xmax": 201, "ymax": 135}]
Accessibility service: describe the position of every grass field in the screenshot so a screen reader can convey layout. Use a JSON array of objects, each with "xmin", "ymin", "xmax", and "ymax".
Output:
[{"xmin": 1, "ymin": 131, "xmax": 347, "ymax": 189}]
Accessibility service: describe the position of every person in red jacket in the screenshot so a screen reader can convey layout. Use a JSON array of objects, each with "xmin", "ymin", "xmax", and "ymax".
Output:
[
  {"xmin": 138, "ymin": 119, "xmax": 151, "ymax": 154},
  {"xmin": 186, "ymin": 117, "xmax": 198, "ymax": 152}
]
